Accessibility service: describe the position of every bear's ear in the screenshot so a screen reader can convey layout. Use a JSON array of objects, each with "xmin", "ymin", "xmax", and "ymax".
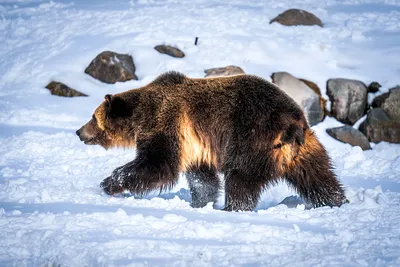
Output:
[
  {"xmin": 105, "ymin": 95, "xmax": 132, "ymax": 118},
  {"xmin": 104, "ymin": 94, "xmax": 112, "ymax": 106},
  {"xmin": 280, "ymin": 124, "xmax": 304, "ymax": 145}
]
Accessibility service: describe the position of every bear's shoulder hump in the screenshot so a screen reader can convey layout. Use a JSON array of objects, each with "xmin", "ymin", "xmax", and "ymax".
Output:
[{"xmin": 151, "ymin": 71, "xmax": 187, "ymax": 86}]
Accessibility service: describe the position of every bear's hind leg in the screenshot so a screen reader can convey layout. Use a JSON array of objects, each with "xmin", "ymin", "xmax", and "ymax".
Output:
[
  {"xmin": 223, "ymin": 169, "xmax": 265, "ymax": 211},
  {"xmin": 283, "ymin": 129, "xmax": 347, "ymax": 208},
  {"xmin": 186, "ymin": 164, "xmax": 220, "ymax": 208}
]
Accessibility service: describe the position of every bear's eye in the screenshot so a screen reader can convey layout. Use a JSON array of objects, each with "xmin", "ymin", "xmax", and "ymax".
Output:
[
  {"xmin": 92, "ymin": 115, "xmax": 97, "ymax": 121},
  {"xmin": 273, "ymin": 143, "xmax": 282, "ymax": 149}
]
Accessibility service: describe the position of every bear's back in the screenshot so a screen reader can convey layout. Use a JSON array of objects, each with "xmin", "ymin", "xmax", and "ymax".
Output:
[
  {"xmin": 140, "ymin": 72, "xmax": 307, "ymax": 130},
  {"xmin": 187, "ymin": 74, "xmax": 305, "ymax": 122}
]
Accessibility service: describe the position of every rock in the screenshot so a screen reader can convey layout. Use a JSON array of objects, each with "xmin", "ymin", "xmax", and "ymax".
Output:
[
  {"xmin": 85, "ymin": 51, "xmax": 137, "ymax": 84},
  {"xmin": 326, "ymin": 126, "xmax": 371, "ymax": 150},
  {"xmin": 360, "ymin": 108, "xmax": 400, "ymax": 143},
  {"xmin": 381, "ymin": 87, "xmax": 400, "ymax": 122},
  {"xmin": 299, "ymin": 78, "xmax": 327, "ymax": 114},
  {"xmin": 371, "ymin": 92, "xmax": 390, "ymax": 108},
  {"xmin": 299, "ymin": 78, "xmax": 321, "ymax": 95},
  {"xmin": 327, "ymin": 78, "xmax": 368, "ymax": 125},
  {"xmin": 371, "ymin": 87, "xmax": 400, "ymax": 121},
  {"xmin": 272, "ymin": 72, "xmax": 324, "ymax": 126},
  {"xmin": 367, "ymin": 82, "xmax": 381, "ymax": 93},
  {"xmin": 45, "ymin": 81, "xmax": 87, "ymax": 97},
  {"xmin": 154, "ymin": 45, "xmax": 185, "ymax": 58},
  {"xmin": 204, "ymin": 65, "xmax": 245, "ymax": 77},
  {"xmin": 270, "ymin": 9, "xmax": 323, "ymax": 27}
]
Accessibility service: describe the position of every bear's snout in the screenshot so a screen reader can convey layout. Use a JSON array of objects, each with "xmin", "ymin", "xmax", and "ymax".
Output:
[
  {"xmin": 76, "ymin": 127, "xmax": 85, "ymax": 140},
  {"xmin": 76, "ymin": 126, "xmax": 92, "ymax": 142}
]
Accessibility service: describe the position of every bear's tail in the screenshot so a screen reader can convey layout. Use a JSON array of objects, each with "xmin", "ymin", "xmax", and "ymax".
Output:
[{"xmin": 276, "ymin": 128, "xmax": 347, "ymax": 208}]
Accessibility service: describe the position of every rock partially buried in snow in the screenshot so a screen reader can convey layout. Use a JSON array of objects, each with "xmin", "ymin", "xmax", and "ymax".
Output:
[
  {"xmin": 154, "ymin": 45, "xmax": 185, "ymax": 58},
  {"xmin": 326, "ymin": 126, "xmax": 371, "ymax": 150},
  {"xmin": 85, "ymin": 51, "xmax": 138, "ymax": 84},
  {"xmin": 270, "ymin": 9, "xmax": 323, "ymax": 27},
  {"xmin": 371, "ymin": 86, "xmax": 400, "ymax": 112},
  {"xmin": 327, "ymin": 78, "xmax": 368, "ymax": 125},
  {"xmin": 45, "ymin": 81, "xmax": 87, "ymax": 97},
  {"xmin": 204, "ymin": 65, "xmax": 245, "ymax": 77},
  {"xmin": 361, "ymin": 86, "xmax": 400, "ymax": 143},
  {"xmin": 359, "ymin": 108, "xmax": 400, "ymax": 143},
  {"xmin": 271, "ymin": 72, "xmax": 324, "ymax": 126},
  {"xmin": 381, "ymin": 86, "xmax": 400, "ymax": 122}
]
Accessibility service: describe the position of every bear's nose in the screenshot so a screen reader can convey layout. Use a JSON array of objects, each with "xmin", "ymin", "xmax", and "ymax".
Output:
[{"xmin": 76, "ymin": 129, "xmax": 81, "ymax": 136}]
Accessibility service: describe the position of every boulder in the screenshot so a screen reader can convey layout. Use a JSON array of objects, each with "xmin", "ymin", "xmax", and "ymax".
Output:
[
  {"xmin": 154, "ymin": 45, "xmax": 185, "ymax": 58},
  {"xmin": 85, "ymin": 51, "xmax": 137, "ymax": 84},
  {"xmin": 371, "ymin": 92, "xmax": 390, "ymax": 108},
  {"xmin": 299, "ymin": 78, "xmax": 321, "ymax": 95},
  {"xmin": 299, "ymin": 78, "xmax": 327, "ymax": 114},
  {"xmin": 204, "ymin": 65, "xmax": 245, "ymax": 77},
  {"xmin": 45, "ymin": 81, "xmax": 87, "ymax": 97},
  {"xmin": 367, "ymin": 82, "xmax": 381, "ymax": 93},
  {"xmin": 381, "ymin": 87, "xmax": 400, "ymax": 122},
  {"xmin": 327, "ymin": 78, "xmax": 368, "ymax": 125},
  {"xmin": 272, "ymin": 72, "xmax": 324, "ymax": 126},
  {"xmin": 270, "ymin": 9, "xmax": 323, "ymax": 27},
  {"xmin": 326, "ymin": 126, "xmax": 371, "ymax": 150},
  {"xmin": 359, "ymin": 108, "xmax": 400, "ymax": 143}
]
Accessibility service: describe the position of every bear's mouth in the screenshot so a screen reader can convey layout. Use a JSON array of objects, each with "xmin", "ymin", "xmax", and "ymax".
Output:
[{"xmin": 84, "ymin": 138, "xmax": 96, "ymax": 145}]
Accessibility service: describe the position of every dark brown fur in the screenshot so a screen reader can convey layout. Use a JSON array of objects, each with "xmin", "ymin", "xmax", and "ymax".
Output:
[{"xmin": 77, "ymin": 72, "xmax": 346, "ymax": 211}]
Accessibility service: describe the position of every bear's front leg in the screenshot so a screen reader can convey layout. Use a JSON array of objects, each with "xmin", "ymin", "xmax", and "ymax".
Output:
[
  {"xmin": 100, "ymin": 176, "xmax": 119, "ymax": 194},
  {"xmin": 100, "ymin": 133, "xmax": 180, "ymax": 196},
  {"xmin": 100, "ymin": 163, "xmax": 133, "ymax": 195}
]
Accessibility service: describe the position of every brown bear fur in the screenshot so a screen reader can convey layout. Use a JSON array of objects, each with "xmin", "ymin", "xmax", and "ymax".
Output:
[{"xmin": 76, "ymin": 72, "xmax": 346, "ymax": 211}]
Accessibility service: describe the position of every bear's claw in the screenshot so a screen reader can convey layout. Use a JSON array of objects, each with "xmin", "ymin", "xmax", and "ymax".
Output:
[{"xmin": 100, "ymin": 176, "xmax": 124, "ymax": 195}]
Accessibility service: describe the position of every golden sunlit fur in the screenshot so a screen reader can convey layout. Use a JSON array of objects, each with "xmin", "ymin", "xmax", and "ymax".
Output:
[
  {"xmin": 271, "ymin": 129, "xmax": 322, "ymax": 175},
  {"xmin": 178, "ymin": 113, "xmax": 217, "ymax": 171},
  {"xmin": 94, "ymin": 102, "xmax": 107, "ymax": 131},
  {"xmin": 291, "ymin": 129, "xmax": 323, "ymax": 166},
  {"xmin": 272, "ymin": 132, "xmax": 298, "ymax": 175}
]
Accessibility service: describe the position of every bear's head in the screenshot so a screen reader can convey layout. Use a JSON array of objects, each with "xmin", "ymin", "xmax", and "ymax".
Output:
[{"xmin": 76, "ymin": 94, "xmax": 134, "ymax": 149}]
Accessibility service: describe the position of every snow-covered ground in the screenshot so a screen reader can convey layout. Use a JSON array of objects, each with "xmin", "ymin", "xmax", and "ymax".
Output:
[{"xmin": 1, "ymin": 0, "xmax": 400, "ymax": 266}]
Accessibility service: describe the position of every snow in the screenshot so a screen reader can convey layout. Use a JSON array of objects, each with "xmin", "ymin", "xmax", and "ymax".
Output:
[{"xmin": 1, "ymin": 0, "xmax": 400, "ymax": 266}]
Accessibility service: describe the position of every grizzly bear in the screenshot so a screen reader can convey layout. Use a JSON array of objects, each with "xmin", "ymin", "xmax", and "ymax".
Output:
[{"xmin": 76, "ymin": 72, "xmax": 346, "ymax": 211}]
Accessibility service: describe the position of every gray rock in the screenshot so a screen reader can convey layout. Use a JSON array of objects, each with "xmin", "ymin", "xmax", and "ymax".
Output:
[
  {"xmin": 371, "ymin": 92, "xmax": 390, "ymax": 108},
  {"xmin": 326, "ymin": 125, "xmax": 371, "ymax": 150},
  {"xmin": 299, "ymin": 78, "xmax": 327, "ymax": 116},
  {"xmin": 382, "ymin": 87, "xmax": 400, "ymax": 122},
  {"xmin": 327, "ymin": 78, "xmax": 368, "ymax": 125},
  {"xmin": 367, "ymin": 81, "xmax": 381, "ymax": 93},
  {"xmin": 360, "ymin": 108, "xmax": 400, "ymax": 143},
  {"xmin": 270, "ymin": 9, "xmax": 323, "ymax": 27},
  {"xmin": 45, "ymin": 81, "xmax": 87, "ymax": 97},
  {"xmin": 154, "ymin": 45, "xmax": 185, "ymax": 58},
  {"xmin": 272, "ymin": 72, "xmax": 324, "ymax": 126},
  {"xmin": 371, "ymin": 86, "xmax": 400, "ymax": 122},
  {"xmin": 302, "ymin": 96, "xmax": 324, "ymax": 126},
  {"xmin": 204, "ymin": 65, "xmax": 245, "ymax": 77},
  {"xmin": 85, "ymin": 51, "xmax": 138, "ymax": 84}
]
